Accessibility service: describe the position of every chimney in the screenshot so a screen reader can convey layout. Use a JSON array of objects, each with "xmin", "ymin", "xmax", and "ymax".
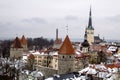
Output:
[{"xmin": 56, "ymin": 28, "xmax": 58, "ymax": 40}]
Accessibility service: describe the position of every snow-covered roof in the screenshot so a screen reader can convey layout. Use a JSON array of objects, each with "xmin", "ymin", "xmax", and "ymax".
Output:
[
  {"xmin": 32, "ymin": 51, "xmax": 40, "ymax": 55},
  {"xmin": 49, "ymin": 51, "xmax": 58, "ymax": 56},
  {"xmin": 23, "ymin": 55, "xmax": 27, "ymax": 60},
  {"xmin": 31, "ymin": 70, "xmax": 44, "ymax": 77},
  {"xmin": 78, "ymin": 64, "xmax": 120, "ymax": 80},
  {"xmin": 76, "ymin": 51, "xmax": 81, "ymax": 55},
  {"xmin": 107, "ymin": 46, "xmax": 117, "ymax": 52},
  {"xmin": 75, "ymin": 76, "xmax": 87, "ymax": 80},
  {"xmin": 114, "ymin": 53, "xmax": 120, "ymax": 57},
  {"xmin": 79, "ymin": 66, "xmax": 97, "ymax": 75},
  {"xmin": 45, "ymin": 77, "xmax": 54, "ymax": 80}
]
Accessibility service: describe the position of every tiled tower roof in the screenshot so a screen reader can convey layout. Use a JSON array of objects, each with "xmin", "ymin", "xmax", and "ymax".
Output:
[
  {"xmin": 58, "ymin": 35, "xmax": 75, "ymax": 55},
  {"xmin": 13, "ymin": 37, "xmax": 22, "ymax": 48},
  {"xmin": 21, "ymin": 35, "xmax": 27, "ymax": 45}
]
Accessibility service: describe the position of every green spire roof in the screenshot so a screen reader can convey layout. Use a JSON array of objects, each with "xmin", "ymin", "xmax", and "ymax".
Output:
[{"xmin": 87, "ymin": 7, "xmax": 94, "ymax": 30}]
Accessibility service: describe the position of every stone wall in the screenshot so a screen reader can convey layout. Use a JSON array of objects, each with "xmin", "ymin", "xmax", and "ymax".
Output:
[
  {"xmin": 10, "ymin": 48, "xmax": 23, "ymax": 58},
  {"xmin": 38, "ymin": 66, "xmax": 58, "ymax": 78}
]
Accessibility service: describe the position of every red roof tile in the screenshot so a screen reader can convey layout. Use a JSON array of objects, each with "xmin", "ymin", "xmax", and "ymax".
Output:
[
  {"xmin": 12, "ymin": 37, "xmax": 22, "ymax": 48},
  {"xmin": 28, "ymin": 54, "xmax": 35, "ymax": 59},
  {"xmin": 58, "ymin": 35, "xmax": 75, "ymax": 55},
  {"xmin": 21, "ymin": 35, "xmax": 27, "ymax": 45},
  {"xmin": 106, "ymin": 63, "xmax": 120, "ymax": 68}
]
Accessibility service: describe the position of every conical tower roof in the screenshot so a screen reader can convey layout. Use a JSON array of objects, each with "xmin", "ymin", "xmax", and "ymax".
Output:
[
  {"xmin": 21, "ymin": 35, "xmax": 27, "ymax": 45},
  {"xmin": 87, "ymin": 7, "xmax": 94, "ymax": 30},
  {"xmin": 58, "ymin": 35, "xmax": 75, "ymax": 55},
  {"xmin": 13, "ymin": 37, "xmax": 22, "ymax": 48}
]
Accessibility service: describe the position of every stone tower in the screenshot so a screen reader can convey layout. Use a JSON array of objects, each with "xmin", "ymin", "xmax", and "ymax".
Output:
[
  {"xmin": 86, "ymin": 7, "xmax": 94, "ymax": 45},
  {"xmin": 10, "ymin": 35, "xmax": 27, "ymax": 58},
  {"xmin": 58, "ymin": 35, "xmax": 75, "ymax": 74},
  {"xmin": 53, "ymin": 28, "xmax": 62, "ymax": 49},
  {"xmin": 10, "ymin": 37, "xmax": 23, "ymax": 58}
]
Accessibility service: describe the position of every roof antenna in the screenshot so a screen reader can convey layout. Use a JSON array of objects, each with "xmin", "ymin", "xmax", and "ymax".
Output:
[
  {"xmin": 66, "ymin": 25, "xmax": 68, "ymax": 35},
  {"xmin": 16, "ymin": 34, "xmax": 18, "ymax": 37}
]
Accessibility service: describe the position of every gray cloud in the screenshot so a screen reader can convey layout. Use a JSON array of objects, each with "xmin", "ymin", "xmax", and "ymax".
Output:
[
  {"xmin": 107, "ymin": 15, "xmax": 120, "ymax": 23},
  {"xmin": 0, "ymin": 0, "xmax": 120, "ymax": 40},
  {"xmin": 65, "ymin": 15, "xmax": 79, "ymax": 21},
  {"xmin": 22, "ymin": 17, "xmax": 47, "ymax": 24},
  {"xmin": 0, "ymin": 22, "xmax": 13, "ymax": 28}
]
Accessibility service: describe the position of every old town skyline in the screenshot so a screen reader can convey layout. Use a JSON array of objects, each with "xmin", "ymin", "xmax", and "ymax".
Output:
[{"xmin": 0, "ymin": 0, "xmax": 120, "ymax": 40}]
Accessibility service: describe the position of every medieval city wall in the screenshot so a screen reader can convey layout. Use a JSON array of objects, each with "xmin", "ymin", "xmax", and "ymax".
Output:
[{"xmin": 38, "ymin": 66, "xmax": 58, "ymax": 78}]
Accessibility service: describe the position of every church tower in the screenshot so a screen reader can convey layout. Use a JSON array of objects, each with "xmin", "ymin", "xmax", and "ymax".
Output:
[
  {"xmin": 58, "ymin": 35, "xmax": 75, "ymax": 74},
  {"xmin": 81, "ymin": 30, "xmax": 90, "ymax": 53},
  {"xmin": 86, "ymin": 7, "xmax": 94, "ymax": 45}
]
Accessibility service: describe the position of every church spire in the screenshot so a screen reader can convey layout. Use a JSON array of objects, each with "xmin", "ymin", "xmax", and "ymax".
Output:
[{"xmin": 87, "ymin": 6, "xmax": 94, "ymax": 30}]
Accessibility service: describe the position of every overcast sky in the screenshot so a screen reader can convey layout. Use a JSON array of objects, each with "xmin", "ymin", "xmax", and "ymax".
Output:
[{"xmin": 0, "ymin": 0, "xmax": 120, "ymax": 40}]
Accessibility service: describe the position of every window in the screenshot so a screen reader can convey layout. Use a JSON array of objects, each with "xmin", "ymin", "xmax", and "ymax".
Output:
[
  {"xmin": 55, "ymin": 64, "xmax": 57, "ymax": 67},
  {"xmin": 91, "ymin": 32, "xmax": 94, "ymax": 34},
  {"xmin": 44, "ymin": 60, "xmax": 46, "ymax": 63},
  {"xmin": 38, "ymin": 56, "xmax": 41, "ymax": 58},
  {"xmin": 55, "ymin": 59, "xmax": 57, "ymax": 62},
  {"xmin": 38, "ymin": 60, "xmax": 41, "ymax": 62},
  {"xmin": 63, "ymin": 56, "xmax": 64, "ymax": 58}
]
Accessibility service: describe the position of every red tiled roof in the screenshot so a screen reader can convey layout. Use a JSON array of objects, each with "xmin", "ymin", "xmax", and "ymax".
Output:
[
  {"xmin": 12, "ymin": 37, "xmax": 22, "ymax": 48},
  {"xmin": 105, "ymin": 63, "xmax": 120, "ymax": 68},
  {"xmin": 21, "ymin": 35, "xmax": 27, "ymax": 45},
  {"xmin": 28, "ymin": 54, "xmax": 35, "ymax": 59},
  {"xmin": 58, "ymin": 35, "xmax": 75, "ymax": 55}
]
